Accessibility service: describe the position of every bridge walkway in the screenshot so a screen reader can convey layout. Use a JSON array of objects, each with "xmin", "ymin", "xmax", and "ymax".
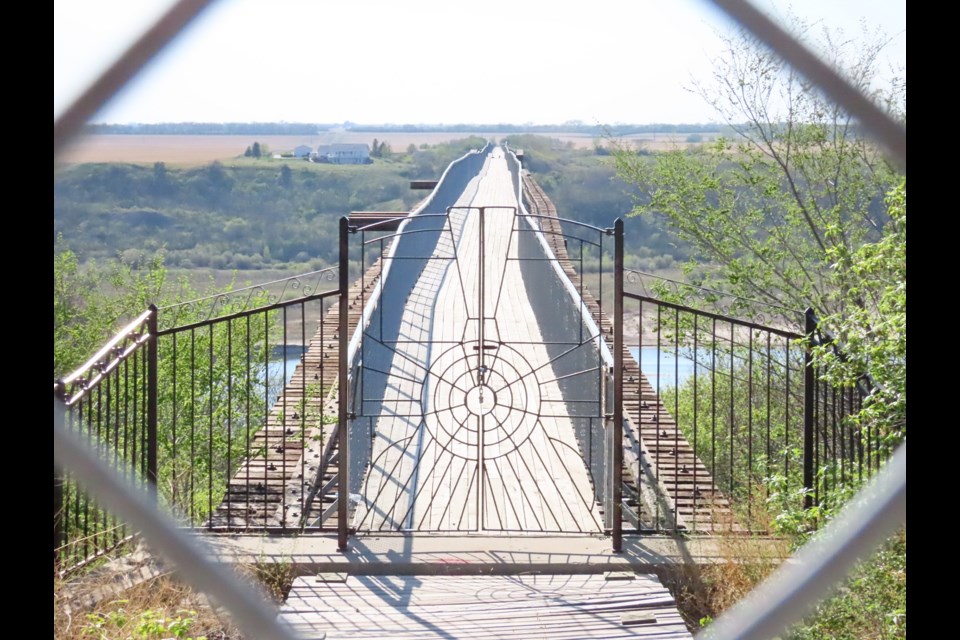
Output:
[
  {"xmin": 354, "ymin": 147, "xmax": 602, "ymax": 533},
  {"xmin": 209, "ymin": 151, "xmax": 741, "ymax": 535}
]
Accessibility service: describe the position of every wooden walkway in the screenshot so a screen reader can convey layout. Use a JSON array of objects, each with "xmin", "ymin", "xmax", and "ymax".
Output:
[
  {"xmin": 278, "ymin": 573, "xmax": 691, "ymax": 639},
  {"xmin": 355, "ymin": 148, "xmax": 602, "ymax": 533},
  {"xmin": 522, "ymin": 174, "xmax": 740, "ymax": 532}
]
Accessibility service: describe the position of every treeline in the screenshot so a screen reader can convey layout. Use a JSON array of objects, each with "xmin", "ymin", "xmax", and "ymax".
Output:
[
  {"xmin": 330, "ymin": 123, "xmax": 729, "ymax": 136},
  {"xmin": 54, "ymin": 137, "xmax": 490, "ymax": 270},
  {"xmin": 54, "ymin": 134, "xmax": 687, "ymax": 273},
  {"xmin": 503, "ymin": 134, "xmax": 692, "ymax": 271},
  {"xmin": 84, "ymin": 122, "xmax": 327, "ymax": 135},
  {"xmin": 84, "ymin": 122, "xmax": 730, "ymax": 137}
]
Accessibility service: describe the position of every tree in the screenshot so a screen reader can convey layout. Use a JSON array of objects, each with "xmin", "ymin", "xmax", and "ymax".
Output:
[
  {"xmin": 54, "ymin": 236, "xmax": 167, "ymax": 378},
  {"xmin": 151, "ymin": 161, "xmax": 171, "ymax": 196},
  {"xmin": 278, "ymin": 164, "xmax": 293, "ymax": 189},
  {"xmin": 54, "ymin": 243, "xmax": 272, "ymax": 523},
  {"xmin": 812, "ymin": 178, "xmax": 905, "ymax": 444},
  {"xmin": 613, "ymin": 18, "xmax": 904, "ymax": 324},
  {"xmin": 612, "ymin": 17, "xmax": 906, "ymax": 486},
  {"xmin": 251, "ymin": 141, "xmax": 262, "ymax": 159}
]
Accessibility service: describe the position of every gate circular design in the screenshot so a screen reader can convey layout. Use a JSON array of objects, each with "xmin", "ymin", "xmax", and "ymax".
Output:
[
  {"xmin": 465, "ymin": 384, "xmax": 497, "ymax": 416},
  {"xmin": 424, "ymin": 340, "xmax": 542, "ymax": 459}
]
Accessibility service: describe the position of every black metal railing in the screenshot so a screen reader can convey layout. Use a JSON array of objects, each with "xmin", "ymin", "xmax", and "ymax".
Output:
[
  {"xmin": 54, "ymin": 214, "xmax": 895, "ymax": 569},
  {"xmin": 155, "ymin": 268, "xmax": 341, "ymax": 532},
  {"xmin": 54, "ymin": 308, "xmax": 156, "ymax": 570},
  {"xmin": 342, "ymin": 146, "xmax": 619, "ymax": 537},
  {"xmin": 616, "ymin": 264, "xmax": 892, "ymax": 534},
  {"xmin": 54, "ymin": 262, "xmax": 345, "ymax": 572},
  {"xmin": 804, "ymin": 308, "xmax": 891, "ymax": 509}
]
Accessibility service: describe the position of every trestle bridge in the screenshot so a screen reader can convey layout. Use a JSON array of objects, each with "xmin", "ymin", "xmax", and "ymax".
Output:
[{"xmin": 55, "ymin": 144, "xmax": 885, "ymax": 638}]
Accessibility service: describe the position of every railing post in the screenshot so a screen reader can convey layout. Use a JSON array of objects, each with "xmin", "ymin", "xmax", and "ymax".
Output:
[
  {"xmin": 54, "ymin": 383, "xmax": 66, "ymax": 569},
  {"xmin": 147, "ymin": 304, "xmax": 159, "ymax": 502},
  {"xmin": 803, "ymin": 308, "xmax": 816, "ymax": 510},
  {"xmin": 54, "ymin": 463, "xmax": 63, "ymax": 569},
  {"xmin": 612, "ymin": 219, "xmax": 624, "ymax": 552},
  {"xmin": 338, "ymin": 217, "xmax": 349, "ymax": 551}
]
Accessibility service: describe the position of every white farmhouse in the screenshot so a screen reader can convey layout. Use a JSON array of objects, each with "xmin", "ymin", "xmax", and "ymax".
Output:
[{"xmin": 316, "ymin": 143, "xmax": 371, "ymax": 164}]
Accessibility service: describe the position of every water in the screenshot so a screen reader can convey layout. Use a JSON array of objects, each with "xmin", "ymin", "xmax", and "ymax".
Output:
[
  {"xmin": 267, "ymin": 345, "xmax": 745, "ymax": 399},
  {"xmin": 266, "ymin": 345, "xmax": 307, "ymax": 405},
  {"xmin": 629, "ymin": 346, "xmax": 794, "ymax": 392},
  {"xmin": 629, "ymin": 347, "xmax": 696, "ymax": 392},
  {"xmin": 269, "ymin": 345, "xmax": 698, "ymax": 397}
]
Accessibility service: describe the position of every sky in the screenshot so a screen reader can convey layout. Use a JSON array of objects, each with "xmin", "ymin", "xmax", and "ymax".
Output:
[{"xmin": 53, "ymin": 0, "xmax": 905, "ymax": 126}]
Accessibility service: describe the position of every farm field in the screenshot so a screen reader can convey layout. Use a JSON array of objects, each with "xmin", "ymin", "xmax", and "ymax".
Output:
[{"xmin": 57, "ymin": 131, "xmax": 709, "ymax": 165}]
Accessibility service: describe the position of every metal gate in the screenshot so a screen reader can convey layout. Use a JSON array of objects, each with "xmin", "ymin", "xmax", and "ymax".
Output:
[{"xmin": 347, "ymin": 199, "xmax": 615, "ymax": 534}]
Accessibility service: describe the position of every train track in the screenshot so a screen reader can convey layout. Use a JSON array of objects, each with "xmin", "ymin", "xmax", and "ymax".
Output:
[{"xmin": 522, "ymin": 172, "xmax": 743, "ymax": 533}]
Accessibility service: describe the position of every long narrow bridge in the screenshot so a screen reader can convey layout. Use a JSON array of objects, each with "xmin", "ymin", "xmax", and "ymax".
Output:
[
  {"xmin": 199, "ymin": 143, "xmax": 733, "ymax": 540},
  {"xmin": 55, "ymin": 143, "xmax": 883, "ymax": 638}
]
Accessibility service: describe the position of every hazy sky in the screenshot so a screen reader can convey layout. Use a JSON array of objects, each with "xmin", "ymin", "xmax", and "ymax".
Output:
[{"xmin": 53, "ymin": 0, "xmax": 905, "ymax": 125}]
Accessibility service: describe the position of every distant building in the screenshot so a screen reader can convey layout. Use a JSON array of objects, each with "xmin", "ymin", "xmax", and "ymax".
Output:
[
  {"xmin": 293, "ymin": 144, "xmax": 312, "ymax": 158},
  {"xmin": 315, "ymin": 143, "xmax": 371, "ymax": 165}
]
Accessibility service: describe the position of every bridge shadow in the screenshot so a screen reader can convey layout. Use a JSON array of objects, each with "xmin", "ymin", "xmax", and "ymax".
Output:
[{"xmin": 277, "ymin": 532, "xmax": 701, "ymax": 638}]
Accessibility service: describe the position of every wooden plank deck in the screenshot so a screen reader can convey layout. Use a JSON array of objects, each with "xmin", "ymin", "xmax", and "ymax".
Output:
[{"xmin": 278, "ymin": 573, "xmax": 691, "ymax": 639}]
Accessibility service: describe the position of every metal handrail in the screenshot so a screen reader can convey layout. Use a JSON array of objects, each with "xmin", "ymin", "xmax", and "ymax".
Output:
[
  {"xmin": 624, "ymin": 268, "xmax": 804, "ymax": 318},
  {"xmin": 56, "ymin": 308, "xmax": 154, "ymax": 389},
  {"xmin": 159, "ymin": 266, "xmax": 338, "ymax": 312},
  {"xmin": 625, "ymin": 290, "xmax": 804, "ymax": 341}
]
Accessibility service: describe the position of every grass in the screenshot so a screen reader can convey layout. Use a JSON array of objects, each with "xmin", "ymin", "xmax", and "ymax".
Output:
[
  {"xmin": 53, "ymin": 548, "xmax": 300, "ymax": 640},
  {"xmin": 54, "ymin": 571, "xmax": 244, "ymax": 639},
  {"xmin": 660, "ymin": 487, "xmax": 906, "ymax": 638},
  {"xmin": 785, "ymin": 529, "xmax": 906, "ymax": 640},
  {"xmin": 662, "ymin": 536, "xmax": 788, "ymax": 632}
]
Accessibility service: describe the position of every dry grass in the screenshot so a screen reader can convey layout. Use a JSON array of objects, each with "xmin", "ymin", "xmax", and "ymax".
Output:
[
  {"xmin": 660, "ymin": 482, "xmax": 791, "ymax": 632},
  {"xmin": 54, "ymin": 571, "xmax": 246, "ymax": 639},
  {"xmin": 53, "ymin": 546, "xmax": 298, "ymax": 640},
  {"xmin": 57, "ymin": 133, "xmax": 500, "ymax": 165},
  {"xmin": 235, "ymin": 558, "xmax": 298, "ymax": 605},
  {"xmin": 661, "ymin": 534, "xmax": 789, "ymax": 632}
]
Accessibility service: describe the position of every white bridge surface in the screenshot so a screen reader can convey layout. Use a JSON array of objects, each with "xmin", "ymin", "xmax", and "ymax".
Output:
[{"xmin": 353, "ymin": 148, "xmax": 603, "ymax": 533}]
